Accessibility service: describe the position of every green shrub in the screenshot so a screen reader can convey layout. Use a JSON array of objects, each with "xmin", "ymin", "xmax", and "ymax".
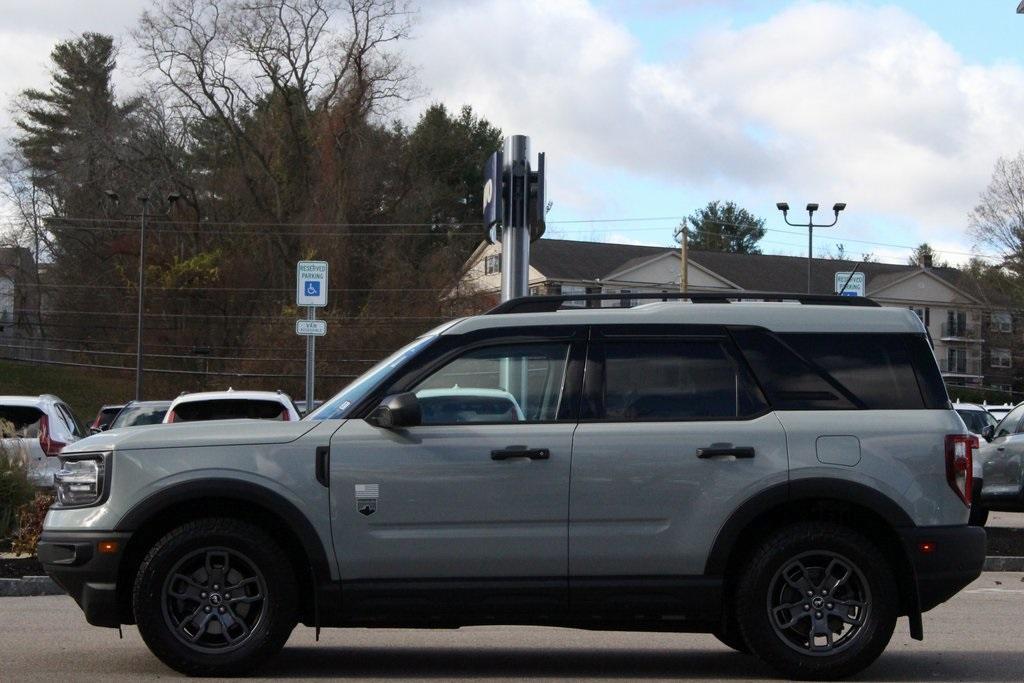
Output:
[
  {"xmin": 1, "ymin": 435, "xmax": 35, "ymax": 542},
  {"xmin": 11, "ymin": 492, "xmax": 55, "ymax": 556}
]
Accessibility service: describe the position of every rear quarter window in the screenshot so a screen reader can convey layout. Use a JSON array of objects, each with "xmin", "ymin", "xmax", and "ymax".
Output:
[
  {"xmin": 731, "ymin": 329, "xmax": 946, "ymax": 410},
  {"xmin": 0, "ymin": 406, "xmax": 44, "ymax": 437}
]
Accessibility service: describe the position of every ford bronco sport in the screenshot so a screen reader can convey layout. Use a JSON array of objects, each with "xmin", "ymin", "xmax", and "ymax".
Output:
[{"xmin": 40, "ymin": 293, "xmax": 985, "ymax": 680}]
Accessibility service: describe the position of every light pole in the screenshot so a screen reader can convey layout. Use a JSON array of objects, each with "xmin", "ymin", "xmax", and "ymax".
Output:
[
  {"xmin": 104, "ymin": 190, "xmax": 180, "ymax": 400},
  {"xmin": 776, "ymin": 202, "xmax": 846, "ymax": 293}
]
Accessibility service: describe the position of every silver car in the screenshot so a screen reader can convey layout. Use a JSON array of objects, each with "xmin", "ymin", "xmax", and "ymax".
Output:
[
  {"xmin": 1, "ymin": 394, "xmax": 85, "ymax": 487},
  {"xmin": 40, "ymin": 295, "xmax": 984, "ymax": 680}
]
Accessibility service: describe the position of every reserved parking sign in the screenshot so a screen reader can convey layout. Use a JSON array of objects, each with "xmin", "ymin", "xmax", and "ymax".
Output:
[{"xmin": 297, "ymin": 261, "xmax": 328, "ymax": 307}]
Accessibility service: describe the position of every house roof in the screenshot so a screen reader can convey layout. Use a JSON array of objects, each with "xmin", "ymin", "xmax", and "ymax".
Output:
[{"xmin": 526, "ymin": 238, "xmax": 1007, "ymax": 306}]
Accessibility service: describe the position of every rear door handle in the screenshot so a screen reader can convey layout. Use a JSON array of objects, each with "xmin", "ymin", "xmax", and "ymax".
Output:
[
  {"xmin": 697, "ymin": 446, "xmax": 755, "ymax": 459},
  {"xmin": 491, "ymin": 446, "xmax": 550, "ymax": 460}
]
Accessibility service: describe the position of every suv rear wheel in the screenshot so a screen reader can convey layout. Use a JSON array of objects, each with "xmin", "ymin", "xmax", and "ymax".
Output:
[
  {"xmin": 132, "ymin": 518, "xmax": 298, "ymax": 676},
  {"xmin": 734, "ymin": 522, "xmax": 897, "ymax": 680}
]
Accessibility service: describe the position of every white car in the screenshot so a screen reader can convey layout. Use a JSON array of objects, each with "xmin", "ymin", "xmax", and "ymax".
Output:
[
  {"xmin": 0, "ymin": 394, "xmax": 85, "ymax": 487},
  {"xmin": 982, "ymin": 401, "xmax": 1016, "ymax": 422},
  {"xmin": 163, "ymin": 389, "xmax": 300, "ymax": 423},
  {"xmin": 954, "ymin": 401, "xmax": 999, "ymax": 526}
]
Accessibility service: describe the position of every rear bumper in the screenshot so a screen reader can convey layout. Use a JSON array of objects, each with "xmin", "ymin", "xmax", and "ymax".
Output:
[
  {"xmin": 900, "ymin": 525, "xmax": 986, "ymax": 612},
  {"xmin": 38, "ymin": 530, "xmax": 131, "ymax": 628}
]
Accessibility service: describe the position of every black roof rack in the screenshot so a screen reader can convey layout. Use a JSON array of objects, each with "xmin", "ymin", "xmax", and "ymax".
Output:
[{"xmin": 487, "ymin": 291, "xmax": 880, "ymax": 315}]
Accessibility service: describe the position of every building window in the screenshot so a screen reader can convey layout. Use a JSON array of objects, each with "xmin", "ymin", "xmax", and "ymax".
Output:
[
  {"xmin": 528, "ymin": 286, "xmax": 540, "ymax": 296},
  {"xmin": 992, "ymin": 348, "xmax": 1012, "ymax": 369},
  {"xmin": 560, "ymin": 284, "xmax": 586, "ymax": 307},
  {"xmin": 484, "ymin": 254, "xmax": 501, "ymax": 275},
  {"xmin": 992, "ymin": 384, "xmax": 1013, "ymax": 393},
  {"xmin": 910, "ymin": 306, "xmax": 930, "ymax": 326},
  {"xmin": 991, "ymin": 311, "xmax": 1012, "ymax": 334},
  {"xmin": 619, "ymin": 289, "xmax": 633, "ymax": 308}
]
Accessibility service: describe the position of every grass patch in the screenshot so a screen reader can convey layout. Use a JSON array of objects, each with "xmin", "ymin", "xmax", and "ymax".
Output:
[{"xmin": 0, "ymin": 359, "xmax": 132, "ymax": 423}]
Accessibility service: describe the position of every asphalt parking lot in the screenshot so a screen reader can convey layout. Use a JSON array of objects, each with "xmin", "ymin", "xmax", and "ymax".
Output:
[{"xmin": 0, "ymin": 572, "xmax": 1021, "ymax": 682}]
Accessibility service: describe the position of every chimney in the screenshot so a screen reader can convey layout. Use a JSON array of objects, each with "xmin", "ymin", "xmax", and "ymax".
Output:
[{"xmin": 922, "ymin": 253, "xmax": 933, "ymax": 268}]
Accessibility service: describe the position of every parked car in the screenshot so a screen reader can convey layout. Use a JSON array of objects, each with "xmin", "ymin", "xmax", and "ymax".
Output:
[
  {"xmin": 982, "ymin": 401, "xmax": 1016, "ymax": 422},
  {"xmin": 293, "ymin": 399, "xmax": 323, "ymax": 416},
  {"xmin": 163, "ymin": 389, "xmax": 300, "ymax": 423},
  {"xmin": 977, "ymin": 403, "xmax": 1024, "ymax": 518},
  {"xmin": 108, "ymin": 401, "xmax": 171, "ymax": 430},
  {"xmin": 0, "ymin": 395, "xmax": 85, "ymax": 487},
  {"xmin": 41, "ymin": 293, "xmax": 984, "ymax": 680},
  {"xmin": 89, "ymin": 404, "xmax": 125, "ymax": 433},
  {"xmin": 953, "ymin": 400, "xmax": 997, "ymax": 526}
]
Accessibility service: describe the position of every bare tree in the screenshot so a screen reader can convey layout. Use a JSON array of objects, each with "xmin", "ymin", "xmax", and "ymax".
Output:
[
  {"xmin": 970, "ymin": 150, "xmax": 1024, "ymax": 275},
  {"xmin": 134, "ymin": 0, "xmax": 413, "ymax": 221}
]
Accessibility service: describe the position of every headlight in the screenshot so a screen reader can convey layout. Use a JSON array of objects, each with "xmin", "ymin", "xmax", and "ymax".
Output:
[{"xmin": 55, "ymin": 454, "xmax": 107, "ymax": 507}]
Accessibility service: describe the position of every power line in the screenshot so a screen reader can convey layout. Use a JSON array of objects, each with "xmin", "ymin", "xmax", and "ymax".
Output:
[{"xmin": 0, "ymin": 355, "xmax": 359, "ymax": 379}]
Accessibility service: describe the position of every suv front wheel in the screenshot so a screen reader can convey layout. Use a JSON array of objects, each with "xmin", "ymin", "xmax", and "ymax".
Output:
[
  {"xmin": 734, "ymin": 521, "xmax": 897, "ymax": 681},
  {"xmin": 132, "ymin": 518, "xmax": 298, "ymax": 676}
]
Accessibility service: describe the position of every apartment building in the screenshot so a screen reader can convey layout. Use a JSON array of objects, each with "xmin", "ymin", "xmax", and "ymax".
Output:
[{"xmin": 459, "ymin": 238, "xmax": 1020, "ymax": 395}]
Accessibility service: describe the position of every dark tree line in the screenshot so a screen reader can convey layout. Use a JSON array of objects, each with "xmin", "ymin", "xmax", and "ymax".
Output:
[{"xmin": 1, "ymin": 0, "xmax": 501, "ymax": 399}]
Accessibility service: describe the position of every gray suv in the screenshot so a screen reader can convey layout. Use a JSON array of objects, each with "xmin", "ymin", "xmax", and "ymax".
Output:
[{"xmin": 40, "ymin": 293, "xmax": 985, "ymax": 680}]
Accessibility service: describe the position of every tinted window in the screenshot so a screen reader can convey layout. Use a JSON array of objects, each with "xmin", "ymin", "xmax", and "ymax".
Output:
[
  {"xmin": 111, "ymin": 404, "xmax": 169, "ymax": 428},
  {"xmin": 586, "ymin": 340, "xmax": 766, "ymax": 421},
  {"xmin": 956, "ymin": 409, "xmax": 997, "ymax": 434},
  {"xmin": 0, "ymin": 406, "xmax": 44, "ymax": 437},
  {"xmin": 781, "ymin": 333, "xmax": 925, "ymax": 410},
  {"xmin": 731, "ymin": 329, "xmax": 856, "ymax": 410},
  {"xmin": 171, "ymin": 399, "xmax": 288, "ymax": 422},
  {"xmin": 58, "ymin": 405, "xmax": 86, "ymax": 437},
  {"xmin": 412, "ymin": 343, "xmax": 569, "ymax": 424}
]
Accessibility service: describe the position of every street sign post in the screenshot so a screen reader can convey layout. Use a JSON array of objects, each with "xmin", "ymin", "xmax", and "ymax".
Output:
[
  {"xmin": 297, "ymin": 261, "xmax": 329, "ymax": 408},
  {"xmin": 835, "ymin": 271, "xmax": 866, "ymax": 297}
]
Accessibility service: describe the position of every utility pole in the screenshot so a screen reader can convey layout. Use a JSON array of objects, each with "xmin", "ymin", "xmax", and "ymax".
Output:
[
  {"xmin": 679, "ymin": 227, "xmax": 688, "ymax": 293},
  {"xmin": 776, "ymin": 202, "xmax": 846, "ymax": 293},
  {"xmin": 482, "ymin": 135, "xmax": 546, "ymax": 302},
  {"xmin": 104, "ymin": 190, "xmax": 180, "ymax": 400}
]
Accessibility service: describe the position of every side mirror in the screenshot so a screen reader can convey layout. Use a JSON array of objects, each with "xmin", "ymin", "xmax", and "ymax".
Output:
[
  {"xmin": 89, "ymin": 426, "xmax": 103, "ymax": 435},
  {"xmin": 365, "ymin": 392, "xmax": 421, "ymax": 430},
  {"xmin": 982, "ymin": 424, "xmax": 995, "ymax": 442}
]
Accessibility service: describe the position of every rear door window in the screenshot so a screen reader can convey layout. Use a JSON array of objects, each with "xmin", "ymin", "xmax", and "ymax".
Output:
[
  {"xmin": 0, "ymin": 406, "xmax": 44, "ymax": 438},
  {"xmin": 994, "ymin": 404, "xmax": 1024, "ymax": 438},
  {"xmin": 583, "ymin": 339, "xmax": 767, "ymax": 421},
  {"xmin": 172, "ymin": 399, "xmax": 289, "ymax": 422}
]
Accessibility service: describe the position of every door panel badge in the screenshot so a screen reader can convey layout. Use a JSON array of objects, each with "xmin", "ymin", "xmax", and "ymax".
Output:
[{"xmin": 355, "ymin": 484, "xmax": 379, "ymax": 517}]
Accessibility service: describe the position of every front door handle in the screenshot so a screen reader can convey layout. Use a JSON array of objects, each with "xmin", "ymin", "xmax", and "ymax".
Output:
[
  {"xmin": 697, "ymin": 445, "xmax": 755, "ymax": 459},
  {"xmin": 491, "ymin": 446, "xmax": 550, "ymax": 461}
]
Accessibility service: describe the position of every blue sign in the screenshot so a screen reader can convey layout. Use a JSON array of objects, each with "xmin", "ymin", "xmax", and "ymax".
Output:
[{"xmin": 304, "ymin": 281, "xmax": 320, "ymax": 297}]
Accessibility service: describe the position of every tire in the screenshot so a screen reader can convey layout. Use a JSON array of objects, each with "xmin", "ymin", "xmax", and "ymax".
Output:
[
  {"xmin": 132, "ymin": 518, "xmax": 298, "ymax": 676},
  {"xmin": 713, "ymin": 628, "xmax": 750, "ymax": 654},
  {"xmin": 735, "ymin": 522, "xmax": 897, "ymax": 681},
  {"xmin": 968, "ymin": 504, "xmax": 988, "ymax": 527}
]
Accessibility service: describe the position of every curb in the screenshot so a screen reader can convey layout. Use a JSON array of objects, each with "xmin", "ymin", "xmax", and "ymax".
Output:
[
  {"xmin": 983, "ymin": 556, "xmax": 1024, "ymax": 572},
  {"xmin": 0, "ymin": 576, "xmax": 64, "ymax": 597}
]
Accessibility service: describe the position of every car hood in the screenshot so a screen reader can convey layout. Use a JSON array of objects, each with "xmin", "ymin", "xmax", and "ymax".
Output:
[{"xmin": 63, "ymin": 419, "xmax": 320, "ymax": 453}]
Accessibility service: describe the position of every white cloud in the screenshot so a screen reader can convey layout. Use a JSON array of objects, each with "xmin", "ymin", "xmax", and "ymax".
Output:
[{"xmin": 406, "ymin": 0, "xmax": 1024, "ymax": 247}]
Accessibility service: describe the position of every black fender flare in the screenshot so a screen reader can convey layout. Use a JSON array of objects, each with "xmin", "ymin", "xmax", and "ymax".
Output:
[
  {"xmin": 704, "ymin": 478, "xmax": 915, "ymax": 575},
  {"xmin": 115, "ymin": 478, "xmax": 332, "ymax": 584}
]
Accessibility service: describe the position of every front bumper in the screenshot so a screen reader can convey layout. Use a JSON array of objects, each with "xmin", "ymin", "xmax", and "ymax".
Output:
[
  {"xmin": 899, "ymin": 524, "xmax": 986, "ymax": 612},
  {"xmin": 38, "ymin": 530, "xmax": 132, "ymax": 628}
]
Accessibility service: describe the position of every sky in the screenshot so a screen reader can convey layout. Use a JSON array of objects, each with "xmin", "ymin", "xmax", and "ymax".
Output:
[{"xmin": 2, "ymin": 0, "xmax": 1023, "ymax": 266}]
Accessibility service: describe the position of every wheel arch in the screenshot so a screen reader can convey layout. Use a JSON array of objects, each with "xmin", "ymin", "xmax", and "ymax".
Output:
[
  {"xmin": 706, "ymin": 479, "xmax": 921, "ymax": 635},
  {"xmin": 113, "ymin": 479, "xmax": 333, "ymax": 626}
]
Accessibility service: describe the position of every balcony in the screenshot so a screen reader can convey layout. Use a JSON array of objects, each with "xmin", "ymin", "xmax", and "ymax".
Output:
[
  {"xmin": 938, "ymin": 358, "xmax": 983, "ymax": 377},
  {"xmin": 940, "ymin": 321, "xmax": 983, "ymax": 342}
]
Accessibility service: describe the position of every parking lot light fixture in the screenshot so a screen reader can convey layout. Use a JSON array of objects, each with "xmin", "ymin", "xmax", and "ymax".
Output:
[{"xmin": 777, "ymin": 200, "xmax": 847, "ymax": 293}]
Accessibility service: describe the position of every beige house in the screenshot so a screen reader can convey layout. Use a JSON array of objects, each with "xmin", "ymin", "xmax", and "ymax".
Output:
[{"xmin": 460, "ymin": 238, "xmax": 1019, "ymax": 395}]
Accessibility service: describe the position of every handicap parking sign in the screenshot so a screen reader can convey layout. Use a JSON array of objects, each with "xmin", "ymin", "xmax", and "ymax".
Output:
[{"xmin": 296, "ymin": 261, "xmax": 328, "ymax": 306}]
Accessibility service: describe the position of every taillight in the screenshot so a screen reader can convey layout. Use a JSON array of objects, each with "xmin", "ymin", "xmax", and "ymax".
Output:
[
  {"xmin": 945, "ymin": 434, "xmax": 973, "ymax": 505},
  {"xmin": 39, "ymin": 415, "xmax": 67, "ymax": 457}
]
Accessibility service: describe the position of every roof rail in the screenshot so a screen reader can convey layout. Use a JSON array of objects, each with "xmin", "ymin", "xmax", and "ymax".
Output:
[{"xmin": 486, "ymin": 291, "xmax": 881, "ymax": 315}]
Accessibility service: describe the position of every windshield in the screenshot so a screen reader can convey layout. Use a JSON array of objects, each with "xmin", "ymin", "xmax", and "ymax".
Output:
[
  {"xmin": 111, "ymin": 404, "xmax": 169, "ymax": 428},
  {"xmin": 306, "ymin": 335, "xmax": 437, "ymax": 420},
  {"xmin": 956, "ymin": 409, "xmax": 997, "ymax": 435}
]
